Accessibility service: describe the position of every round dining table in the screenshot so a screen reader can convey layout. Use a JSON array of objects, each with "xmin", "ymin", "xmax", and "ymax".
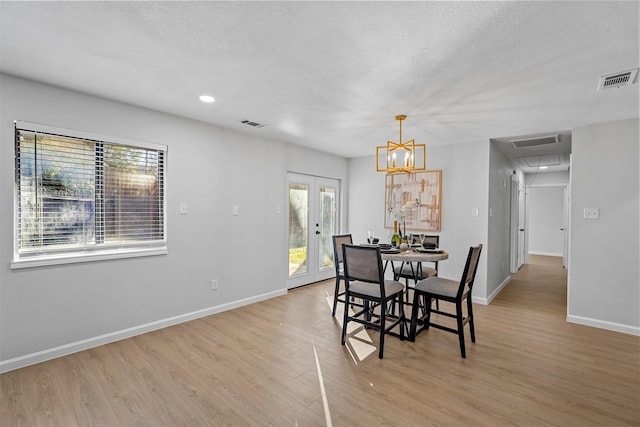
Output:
[
  {"xmin": 380, "ymin": 247, "xmax": 449, "ymax": 283},
  {"xmin": 380, "ymin": 248, "xmax": 448, "ymax": 264}
]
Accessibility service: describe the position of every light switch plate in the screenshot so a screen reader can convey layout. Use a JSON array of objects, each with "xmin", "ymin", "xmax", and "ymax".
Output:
[
  {"xmin": 471, "ymin": 208, "xmax": 479, "ymax": 217},
  {"xmin": 179, "ymin": 202, "xmax": 188, "ymax": 215},
  {"xmin": 584, "ymin": 207, "xmax": 599, "ymax": 219},
  {"xmin": 232, "ymin": 205, "xmax": 239, "ymax": 216}
]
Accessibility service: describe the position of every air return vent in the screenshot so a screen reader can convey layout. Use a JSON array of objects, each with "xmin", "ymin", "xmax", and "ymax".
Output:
[
  {"xmin": 523, "ymin": 154, "xmax": 561, "ymax": 168},
  {"xmin": 598, "ymin": 69, "xmax": 638, "ymax": 90},
  {"xmin": 240, "ymin": 119, "xmax": 264, "ymax": 128},
  {"xmin": 510, "ymin": 135, "xmax": 559, "ymax": 149}
]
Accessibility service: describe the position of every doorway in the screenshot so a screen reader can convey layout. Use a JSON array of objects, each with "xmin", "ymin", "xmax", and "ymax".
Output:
[
  {"xmin": 527, "ymin": 185, "xmax": 568, "ymax": 267},
  {"xmin": 287, "ymin": 172, "xmax": 340, "ymax": 288}
]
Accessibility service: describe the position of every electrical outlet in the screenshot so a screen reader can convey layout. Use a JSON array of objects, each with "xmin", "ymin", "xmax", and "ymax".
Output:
[
  {"xmin": 211, "ymin": 279, "xmax": 218, "ymax": 290},
  {"xmin": 584, "ymin": 208, "xmax": 599, "ymax": 219}
]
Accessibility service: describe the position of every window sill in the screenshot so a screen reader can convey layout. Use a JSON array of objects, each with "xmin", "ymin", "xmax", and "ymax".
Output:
[{"xmin": 10, "ymin": 246, "xmax": 168, "ymax": 269}]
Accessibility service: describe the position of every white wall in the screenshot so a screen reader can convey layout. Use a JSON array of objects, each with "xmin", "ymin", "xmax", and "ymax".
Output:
[
  {"xmin": 348, "ymin": 141, "xmax": 489, "ymax": 302},
  {"xmin": 0, "ymin": 74, "xmax": 348, "ymax": 371},
  {"xmin": 568, "ymin": 118, "xmax": 639, "ymax": 334},
  {"xmin": 525, "ymin": 170, "xmax": 569, "ymax": 186},
  {"xmin": 487, "ymin": 144, "xmax": 516, "ymax": 301}
]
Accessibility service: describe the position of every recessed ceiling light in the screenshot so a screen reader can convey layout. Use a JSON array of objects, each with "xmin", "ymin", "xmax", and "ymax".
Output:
[
  {"xmin": 199, "ymin": 95, "xmax": 215, "ymax": 103},
  {"xmin": 539, "ymin": 166, "xmax": 549, "ymax": 169}
]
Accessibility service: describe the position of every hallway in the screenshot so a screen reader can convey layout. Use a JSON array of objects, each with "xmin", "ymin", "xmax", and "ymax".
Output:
[{"xmin": 494, "ymin": 254, "xmax": 567, "ymax": 317}]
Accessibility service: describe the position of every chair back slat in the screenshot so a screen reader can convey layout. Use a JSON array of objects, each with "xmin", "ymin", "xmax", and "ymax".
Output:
[
  {"xmin": 460, "ymin": 244, "xmax": 483, "ymax": 295},
  {"xmin": 332, "ymin": 234, "xmax": 353, "ymax": 271},
  {"xmin": 342, "ymin": 244, "xmax": 383, "ymax": 284}
]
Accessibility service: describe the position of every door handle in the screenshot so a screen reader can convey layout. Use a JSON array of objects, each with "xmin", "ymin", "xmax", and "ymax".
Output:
[
  {"xmin": 519, "ymin": 228, "xmax": 525, "ymax": 231},
  {"xmin": 315, "ymin": 230, "xmax": 321, "ymax": 235}
]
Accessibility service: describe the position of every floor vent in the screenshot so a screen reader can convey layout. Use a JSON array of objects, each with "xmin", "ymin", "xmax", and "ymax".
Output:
[
  {"xmin": 598, "ymin": 69, "xmax": 638, "ymax": 91},
  {"xmin": 240, "ymin": 119, "xmax": 265, "ymax": 128},
  {"xmin": 511, "ymin": 135, "xmax": 558, "ymax": 149}
]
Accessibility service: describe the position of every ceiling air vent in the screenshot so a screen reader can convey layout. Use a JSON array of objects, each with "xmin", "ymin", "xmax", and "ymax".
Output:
[
  {"xmin": 598, "ymin": 68, "xmax": 638, "ymax": 91},
  {"xmin": 523, "ymin": 154, "xmax": 561, "ymax": 168},
  {"xmin": 510, "ymin": 135, "xmax": 559, "ymax": 149},
  {"xmin": 240, "ymin": 119, "xmax": 265, "ymax": 128}
]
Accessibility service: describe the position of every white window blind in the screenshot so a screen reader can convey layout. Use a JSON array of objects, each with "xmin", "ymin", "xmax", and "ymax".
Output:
[{"xmin": 13, "ymin": 121, "xmax": 166, "ymax": 267}]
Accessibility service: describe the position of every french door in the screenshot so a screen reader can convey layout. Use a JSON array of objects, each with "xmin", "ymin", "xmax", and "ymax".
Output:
[{"xmin": 287, "ymin": 173, "xmax": 340, "ymax": 288}]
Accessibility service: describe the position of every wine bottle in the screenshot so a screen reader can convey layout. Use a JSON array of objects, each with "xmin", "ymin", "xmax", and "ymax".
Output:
[{"xmin": 391, "ymin": 220, "xmax": 400, "ymax": 247}]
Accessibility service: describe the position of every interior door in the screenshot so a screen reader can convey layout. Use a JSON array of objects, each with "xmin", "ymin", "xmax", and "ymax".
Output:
[
  {"xmin": 287, "ymin": 173, "xmax": 340, "ymax": 288},
  {"xmin": 562, "ymin": 186, "xmax": 569, "ymax": 268},
  {"xmin": 518, "ymin": 185, "xmax": 527, "ymax": 268},
  {"xmin": 510, "ymin": 176, "xmax": 520, "ymax": 273},
  {"xmin": 510, "ymin": 175, "xmax": 527, "ymax": 272}
]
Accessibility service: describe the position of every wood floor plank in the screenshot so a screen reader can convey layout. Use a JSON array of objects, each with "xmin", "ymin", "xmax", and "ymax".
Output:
[{"xmin": 1, "ymin": 255, "xmax": 638, "ymax": 426}]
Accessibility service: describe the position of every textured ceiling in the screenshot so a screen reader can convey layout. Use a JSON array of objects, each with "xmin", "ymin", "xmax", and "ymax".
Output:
[{"xmin": 1, "ymin": 1, "xmax": 638, "ymax": 166}]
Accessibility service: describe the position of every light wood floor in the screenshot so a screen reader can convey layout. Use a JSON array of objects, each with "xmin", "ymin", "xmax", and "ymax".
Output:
[{"xmin": 2, "ymin": 255, "xmax": 639, "ymax": 426}]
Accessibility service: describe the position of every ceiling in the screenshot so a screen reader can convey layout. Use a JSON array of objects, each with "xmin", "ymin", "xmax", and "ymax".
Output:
[
  {"xmin": 492, "ymin": 130, "xmax": 573, "ymax": 174},
  {"xmin": 1, "ymin": 2, "xmax": 638, "ymax": 169}
]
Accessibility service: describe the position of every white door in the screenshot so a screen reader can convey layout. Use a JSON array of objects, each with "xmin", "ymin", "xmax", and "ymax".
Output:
[
  {"xmin": 518, "ymin": 185, "xmax": 527, "ymax": 268},
  {"xmin": 287, "ymin": 173, "xmax": 340, "ymax": 288},
  {"xmin": 510, "ymin": 176, "xmax": 527, "ymax": 272},
  {"xmin": 562, "ymin": 186, "xmax": 569, "ymax": 268},
  {"xmin": 510, "ymin": 176, "xmax": 519, "ymax": 273}
]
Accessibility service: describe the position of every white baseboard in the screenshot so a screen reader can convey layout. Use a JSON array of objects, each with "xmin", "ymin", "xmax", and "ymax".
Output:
[
  {"xmin": 566, "ymin": 314, "xmax": 640, "ymax": 336},
  {"xmin": 473, "ymin": 276, "xmax": 511, "ymax": 305},
  {"xmin": 0, "ymin": 288, "xmax": 288, "ymax": 373}
]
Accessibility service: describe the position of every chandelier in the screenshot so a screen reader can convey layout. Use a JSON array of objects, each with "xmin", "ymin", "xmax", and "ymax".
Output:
[{"xmin": 376, "ymin": 115, "xmax": 426, "ymax": 173}]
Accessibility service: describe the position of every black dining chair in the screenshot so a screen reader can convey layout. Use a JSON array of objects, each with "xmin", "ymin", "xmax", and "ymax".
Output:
[
  {"xmin": 341, "ymin": 244, "xmax": 405, "ymax": 359},
  {"xmin": 397, "ymin": 235, "xmax": 440, "ymax": 285},
  {"xmin": 331, "ymin": 234, "xmax": 353, "ymax": 316},
  {"xmin": 409, "ymin": 244, "xmax": 482, "ymax": 358}
]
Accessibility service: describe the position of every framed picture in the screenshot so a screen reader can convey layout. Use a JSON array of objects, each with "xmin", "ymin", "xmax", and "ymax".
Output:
[{"xmin": 384, "ymin": 170, "xmax": 442, "ymax": 232}]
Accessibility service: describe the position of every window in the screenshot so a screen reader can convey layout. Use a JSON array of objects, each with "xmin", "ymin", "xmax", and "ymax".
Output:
[{"xmin": 13, "ymin": 121, "xmax": 167, "ymax": 268}]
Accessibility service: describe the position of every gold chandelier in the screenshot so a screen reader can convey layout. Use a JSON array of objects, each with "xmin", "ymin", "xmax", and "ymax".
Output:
[{"xmin": 376, "ymin": 115, "xmax": 426, "ymax": 173}]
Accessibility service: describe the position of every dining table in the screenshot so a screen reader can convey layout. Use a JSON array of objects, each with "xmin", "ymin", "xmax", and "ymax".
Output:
[
  {"xmin": 380, "ymin": 246, "xmax": 448, "ymax": 280},
  {"xmin": 380, "ymin": 246, "xmax": 449, "ymax": 265}
]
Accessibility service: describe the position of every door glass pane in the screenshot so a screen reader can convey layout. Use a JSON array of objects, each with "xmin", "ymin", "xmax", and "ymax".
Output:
[
  {"xmin": 318, "ymin": 185, "xmax": 336, "ymax": 270},
  {"xmin": 288, "ymin": 183, "xmax": 308, "ymax": 277}
]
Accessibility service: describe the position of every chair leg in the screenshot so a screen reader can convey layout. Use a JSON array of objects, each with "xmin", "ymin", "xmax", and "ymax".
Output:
[
  {"xmin": 341, "ymin": 291, "xmax": 350, "ymax": 346},
  {"xmin": 424, "ymin": 296, "xmax": 433, "ymax": 330},
  {"xmin": 409, "ymin": 291, "xmax": 420, "ymax": 341},
  {"xmin": 332, "ymin": 277, "xmax": 341, "ymax": 317},
  {"xmin": 456, "ymin": 301, "xmax": 466, "ymax": 358},
  {"xmin": 378, "ymin": 306, "xmax": 386, "ymax": 359},
  {"xmin": 467, "ymin": 296, "xmax": 476, "ymax": 343},
  {"xmin": 398, "ymin": 293, "xmax": 406, "ymax": 341},
  {"xmin": 387, "ymin": 299, "xmax": 396, "ymax": 317}
]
